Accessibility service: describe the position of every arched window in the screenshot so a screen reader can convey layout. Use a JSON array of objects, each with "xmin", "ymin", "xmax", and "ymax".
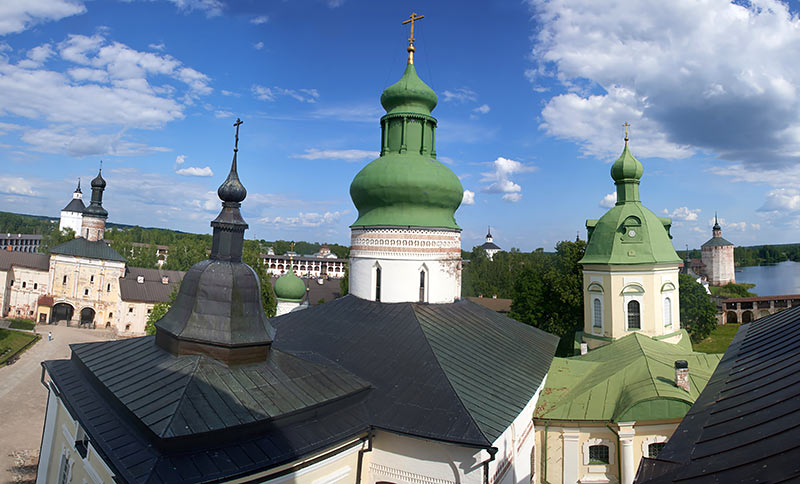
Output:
[
  {"xmin": 593, "ymin": 298, "xmax": 602, "ymax": 329},
  {"xmin": 375, "ymin": 266, "xmax": 382, "ymax": 302},
  {"xmin": 627, "ymin": 300, "xmax": 641, "ymax": 330},
  {"xmin": 419, "ymin": 270, "xmax": 426, "ymax": 302},
  {"xmin": 663, "ymin": 297, "xmax": 672, "ymax": 327}
]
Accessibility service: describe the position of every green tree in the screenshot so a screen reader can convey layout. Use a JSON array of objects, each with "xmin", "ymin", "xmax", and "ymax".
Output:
[
  {"xmin": 242, "ymin": 242, "xmax": 277, "ymax": 317},
  {"xmin": 679, "ymin": 273, "xmax": 719, "ymax": 342},
  {"xmin": 509, "ymin": 239, "xmax": 586, "ymax": 354},
  {"xmin": 163, "ymin": 238, "xmax": 208, "ymax": 271},
  {"xmin": 39, "ymin": 228, "xmax": 75, "ymax": 253},
  {"xmin": 129, "ymin": 245, "xmax": 158, "ymax": 268},
  {"xmin": 145, "ymin": 286, "xmax": 178, "ymax": 335},
  {"xmin": 340, "ymin": 265, "xmax": 349, "ymax": 295}
]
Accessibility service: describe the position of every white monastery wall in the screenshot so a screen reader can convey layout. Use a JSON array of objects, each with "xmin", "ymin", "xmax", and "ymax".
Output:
[
  {"xmin": 59, "ymin": 210, "xmax": 83, "ymax": 235},
  {"xmin": 49, "ymin": 255, "xmax": 125, "ymax": 325},
  {"xmin": 6, "ymin": 266, "xmax": 49, "ymax": 319}
]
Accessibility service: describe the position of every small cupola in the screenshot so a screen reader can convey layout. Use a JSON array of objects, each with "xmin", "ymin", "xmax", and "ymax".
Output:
[{"xmin": 155, "ymin": 118, "xmax": 276, "ymax": 365}]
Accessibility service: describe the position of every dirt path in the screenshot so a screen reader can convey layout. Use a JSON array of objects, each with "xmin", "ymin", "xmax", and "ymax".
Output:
[{"xmin": 0, "ymin": 325, "xmax": 113, "ymax": 483}]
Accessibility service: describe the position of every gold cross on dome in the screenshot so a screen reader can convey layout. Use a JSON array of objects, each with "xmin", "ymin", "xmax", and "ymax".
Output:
[
  {"xmin": 402, "ymin": 12, "xmax": 424, "ymax": 64},
  {"xmin": 622, "ymin": 122, "xmax": 630, "ymax": 143}
]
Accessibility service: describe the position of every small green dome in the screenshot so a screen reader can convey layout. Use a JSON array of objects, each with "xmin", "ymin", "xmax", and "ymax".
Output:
[
  {"xmin": 274, "ymin": 270, "xmax": 305, "ymax": 301},
  {"xmin": 610, "ymin": 143, "xmax": 644, "ymax": 182},
  {"xmin": 380, "ymin": 64, "xmax": 437, "ymax": 115}
]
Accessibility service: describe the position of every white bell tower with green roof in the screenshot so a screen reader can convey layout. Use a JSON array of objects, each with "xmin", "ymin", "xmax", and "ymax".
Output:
[
  {"xmin": 579, "ymin": 129, "xmax": 683, "ymax": 349},
  {"xmin": 348, "ymin": 17, "xmax": 464, "ymax": 304}
]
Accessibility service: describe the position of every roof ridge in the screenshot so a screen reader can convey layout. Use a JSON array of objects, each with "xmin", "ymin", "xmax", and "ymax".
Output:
[
  {"xmin": 636, "ymin": 333, "xmax": 662, "ymax": 398},
  {"xmin": 410, "ymin": 303, "xmax": 492, "ymax": 447},
  {"xmin": 159, "ymin": 355, "xmax": 201, "ymax": 438}
]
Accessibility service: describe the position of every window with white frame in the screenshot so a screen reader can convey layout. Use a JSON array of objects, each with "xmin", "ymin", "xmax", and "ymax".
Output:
[
  {"xmin": 648, "ymin": 442, "xmax": 666, "ymax": 458},
  {"xmin": 627, "ymin": 300, "xmax": 641, "ymax": 330},
  {"xmin": 663, "ymin": 297, "xmax": 672, "ymax": 327},
  {"xmin": 58, "ymin": 452, "xmax": 71, "ymax": 484},
  {"xmin": 642, "ymin": 436, "xmax": 669, "ymax": 459},
  {"xmin": 583, "ymin": 437, "xmax": 616, "ymax": 466},
  {"xmin": 593, "ymin": 298, "xmax": 602, "ymax": 329}
]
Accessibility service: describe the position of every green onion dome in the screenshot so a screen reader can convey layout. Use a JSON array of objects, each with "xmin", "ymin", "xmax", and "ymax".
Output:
[
  {"xmin": 610, "ymin": 143, "xmax": 644, "ymax": 182},
  {"xmin": 350, "ymin": 61, "xmax": 463, "ymax": 229},
  {"xmin": 274, "ymin": 269, "xmax": 306, "ymax": 302},
  {"xmin": 580, "ymin": 142, "xmax": 681, "ymax": 266}
]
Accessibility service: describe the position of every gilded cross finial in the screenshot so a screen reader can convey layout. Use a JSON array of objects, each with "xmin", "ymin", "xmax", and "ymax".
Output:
[
  {"xmin": 623, "ymin": 122, "xmax": 630, "ymax": 145},
  {"xmin": 233, "ymin": 118, "xmax": 243, "ymax": 152},
  {"xmin": 402, "ymin": 12, "xmax": 424, "ymax": 64},
  {"xmin": 290, "ymin": 241, "xmax": 295, "ymax": 266}
]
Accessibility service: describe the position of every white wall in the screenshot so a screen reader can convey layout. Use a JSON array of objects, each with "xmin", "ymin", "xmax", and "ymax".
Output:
[
  {"xmin": 350, "ymin": 227, "xmax": 462, "ymax": 304},
  {"xmin": 59, "ymin": 211, "xmax": 82, "ymax": 235}
]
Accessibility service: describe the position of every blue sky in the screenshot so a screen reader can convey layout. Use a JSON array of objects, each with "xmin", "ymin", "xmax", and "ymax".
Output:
[{"xmin": 2, "ymin": 0, "xmax": 800, "ymax": 252}]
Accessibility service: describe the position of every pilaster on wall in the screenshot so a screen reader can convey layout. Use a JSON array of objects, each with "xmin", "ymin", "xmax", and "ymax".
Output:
[
  {"xmin": 562, "ymin": 430, "xmax": 581, "ymax": 484},
  {"xmin": 618, "ymin": 422, "xmax": 636, "ymax": 484}
]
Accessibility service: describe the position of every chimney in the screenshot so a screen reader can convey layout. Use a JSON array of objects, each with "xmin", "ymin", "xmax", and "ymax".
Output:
[
  {"xmin": 136, "ymin": 275, "xmax": 144, "ymax": 284},
  {"xmin": 675, "ymin": 360, "xmax": 689, "ymax": 392},
  {"xmin": 580, "ymin": 343, "xmax": 588, "ymax": 355},
  {"xmin": 161, "ymin": 275, "xmax": 169, "ymax": 284}
]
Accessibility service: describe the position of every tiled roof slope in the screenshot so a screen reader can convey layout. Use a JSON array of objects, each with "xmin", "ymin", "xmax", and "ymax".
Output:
[
  {"xmin": 701, "ymin": 236, "xmax": 733, "ymax": 247},
  {"xmin": 273, "ymin": 295, "xmax": 559, "ymax": 445},
  {"xmin": 0, "ymin": 250, "xmax": 50, "ymax": 271},
  {"xmin": 119, "ymin": 267, "xmax": 185, "ymax": 303},
  {"xmin": 635, "ymin": 305, "xmax": 800, "ymax": 484},
  {"xmin": 536, "ymin": 332, "xmax": 722, "ymax": 422},
  {"xmin": 44, "ymin": 355, "xmax": 369, "ymax": 484},
  {"xmin": 50, "ymin": 237, "xmax": 126, "ymax": 262}
]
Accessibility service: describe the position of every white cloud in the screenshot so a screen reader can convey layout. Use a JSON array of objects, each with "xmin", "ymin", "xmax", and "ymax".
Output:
[
  {"xmin": 481, "ymin": 157, "xmax": 535, "ymax": 203},
  {"xmin": 262, "ymin": 210, "xmax": 347, "ymax": 227},
  {"xmin": 0, "ymin": 176, "xmax": 37, "ymax": 196},
  {"xmin": 0, "ymin": 33, "xmax": 212, "ymax": 156},
  {"xmin": 291, "ymin": 148, "xmax": 378, "ymax": 162},
  {"xmin": 0, "ymin": 0, "xmax": 86, "ymax": 36},
  {"xmin": 148, "ymin": 43, "xmax": 166, "ymax": 51},
  {"xmin": 472, "ymin": 104, "xmax": 490, "ymax": 115},
  {"xmin": 174, "ymin": 154, "xmax": 213, "ymax": 177},
  {"xmin": 220, "ymin": 89, "xmax": 239, "ymax": 97},
  {"xmin": 760, "ymin": 188, "xmax": 800, "ymax": 213},
  {"xmin": 529, "ymin": 0, "xmax": 800, "ymax": 166},
  {"xmin": 214, "ymin": 109, "xmax": 234, "ymax": 118},
  {"xmin": 462, "ymin": 189, "xmax": 475, "ymax": 205},
  {"xmin": 326, "ymin": 0, "xmax": 345, "ymax": 7},
  {"xmin": 599, "ymin": 191, "xmax": 616, "ymax": 208},
  {"xmin": 253, "ymin": 41, "xmax": 264, "ymax": 50},
  {"xmin": 250, "ymin": 15, "xmax": 269, "ymax": 24},
  {"xmin": 663, "ymin": 206, "xmax": 701, "ymax": 221},
  {"xmin": 166, "ymin": 0, "xmax": 223, "ymax": 17},
  {"xmin": 442, "ymin": 87, "xmax": 477, "ymax": 103},
  {"xmin": 251, "ymin": 84, "xmax": 319, "ymax": 103}
]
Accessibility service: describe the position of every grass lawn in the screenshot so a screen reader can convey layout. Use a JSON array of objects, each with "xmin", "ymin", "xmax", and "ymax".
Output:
[
  {"xmin": 8, "ymin": 319, "xmax": 35, "ymax": 331},
  {"xmin": 0, "ymin": 328, "xmax": 39, "ymax": 365},
  {"xmin": 692, "ymin": 323, "xmax": 741, "ymax": 354}
]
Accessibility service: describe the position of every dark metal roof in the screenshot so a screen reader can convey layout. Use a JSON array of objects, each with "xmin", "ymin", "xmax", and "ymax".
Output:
[
  {"xmin": 61, "ymin": 198, "xmax": 85, "ymax": 213},
  {"xmin": 44, "ymin": 351, "xmax": 369, "ymax": 484},
  {"xmin": 50, "ymin": 237, "xmax": 126, "ymax": 262},
  {"xmin": 273, "ymin": 296, "xmax": 559, "ymax": 445},
  {"xmin": 635, "ymin": 304, "xmax": 800, "ymax": 484},
  {"xmin": 700, "ymin": 236, "xmax": 733, "ymax": 247},
  {"xmin": 0, "ymin": 250, "xmax": 50, "ymax": 271},
  {"xmin": 119, "ymin": 267, "xmax": 185, "ymax": 303},
  {"xmin": 480, "ymin": 241, "xmax": 501, "ymax": 250}
]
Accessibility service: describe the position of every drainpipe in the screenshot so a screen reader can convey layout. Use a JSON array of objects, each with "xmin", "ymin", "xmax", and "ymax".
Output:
[
  {"xmin": 482, "ymin": 447, "xmax": 498, "ymax": 484},
  {"xmin": 355, "ymin": 429, "xmax": 373, "ymax": 484},
  {"xmin": 606, "ymin": 424, "xmax": 622, "ymax": 483}
]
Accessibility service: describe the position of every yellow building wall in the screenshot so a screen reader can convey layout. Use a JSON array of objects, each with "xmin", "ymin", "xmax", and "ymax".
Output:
[
  {"xmin": 117, "ymin": 300, "xmax": 154, "ymax": 336},
  {"xmin": 534, "ymin": 421, "xmax": 680, "ymax": 484},
  {"xmin": 49, "ymin": 255, "xmax": 125, "ymax": 326},
  {"xmin": 583, "ymin": 264, "xmax": 680, "ymax": 348}
]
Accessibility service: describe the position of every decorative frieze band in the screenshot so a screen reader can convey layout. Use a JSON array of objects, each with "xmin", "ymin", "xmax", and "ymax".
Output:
[{"xmin": 351, "ymin": 227, "xmax": 461, "ymax": 259}]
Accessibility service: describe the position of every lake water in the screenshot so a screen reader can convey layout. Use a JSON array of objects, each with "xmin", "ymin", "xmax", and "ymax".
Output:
[{"xmin": 736, "ymin": 261, "xmax": 800, "ymax": 297}]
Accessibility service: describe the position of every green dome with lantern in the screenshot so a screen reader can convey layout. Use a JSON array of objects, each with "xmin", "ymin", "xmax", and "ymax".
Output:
[
  {"xmin": 350, "ymin": 48, "xmax": 463, "ymax": 229},
  {"xmin": 274, "ymin": 269, "xmax": 306, "ymax": 302},
  {"xmin": 580, "ymin": 138, "xmax": 681, "ymax": 266}
]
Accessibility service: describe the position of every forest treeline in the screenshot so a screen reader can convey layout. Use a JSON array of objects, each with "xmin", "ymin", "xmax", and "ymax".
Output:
[
  {"xmin": 679, "ymin": 243, "xmax": 800, "ymax": 267},
  {"xmin": 0, "ymin": 211, "xmax": 348, "ymax": 271}
]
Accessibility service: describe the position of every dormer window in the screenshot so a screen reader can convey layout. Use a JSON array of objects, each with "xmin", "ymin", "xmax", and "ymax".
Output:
[{"xmin": 621, "ymin": 216, "xmax": 642, "ymax": 243}]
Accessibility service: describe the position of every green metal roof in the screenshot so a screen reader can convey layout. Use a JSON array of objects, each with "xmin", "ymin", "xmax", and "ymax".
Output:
[
  {"xmin": 534, "ymin": 332, "xmax": 722, "ymax": 422},
  {"xmin": 701, "ymin": 236, "xmax": 733, "ymax": 248},
  {"xmin": 580, "ymin": 143, "xmax": 681, "ymax": 266},
  {"xmin": 350, "ymin": 59, "xmax": 463, "ymax": 229},
  {"xmin": 50, "ymin": 237, "xmax": 126, "ymax": 262}
]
